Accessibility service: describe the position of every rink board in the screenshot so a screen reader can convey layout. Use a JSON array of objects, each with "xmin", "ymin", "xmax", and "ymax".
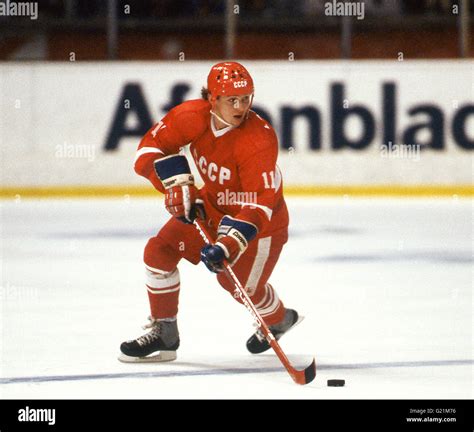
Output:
[{"xmin": 0, "ymin": 61, "xmax": 472, "ymax": 196}]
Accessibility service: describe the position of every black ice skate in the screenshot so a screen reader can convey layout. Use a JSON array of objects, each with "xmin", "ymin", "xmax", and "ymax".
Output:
[
  {"xmin": 246, "ymin": 308, "xmax": 302, "ymax": 354},
  {"xmin": 118, "ymin": 317, "xmax": 180, "ymax": 363}
]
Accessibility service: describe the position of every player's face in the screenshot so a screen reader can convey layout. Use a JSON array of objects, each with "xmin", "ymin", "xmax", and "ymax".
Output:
[{"xmin": 214, "ymin": 94, "xmax": 252, "ymax": 127}]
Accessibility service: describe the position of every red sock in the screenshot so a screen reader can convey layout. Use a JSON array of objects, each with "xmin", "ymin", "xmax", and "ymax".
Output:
[
  {"xmin": 145, "ymin": 267, "xmax": 180, "ymax": 319},
  {"xmin": 251, "ymin": 283, "xmax": 285, "ymax": 325}
]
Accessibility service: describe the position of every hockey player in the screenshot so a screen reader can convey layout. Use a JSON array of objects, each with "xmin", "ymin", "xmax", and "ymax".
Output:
[{"xmin": 119, "ymin": 62, "xmax": 301, "ymax": 362}]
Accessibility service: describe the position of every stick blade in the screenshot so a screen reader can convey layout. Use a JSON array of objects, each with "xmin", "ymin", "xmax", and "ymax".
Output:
[
  {"xmin": 304, "ymin": 358, "xmax": 317, "ymax": 384},
  {"xmin": 292, "ymin": 358, "xmax": 316, "ymax": 385}
]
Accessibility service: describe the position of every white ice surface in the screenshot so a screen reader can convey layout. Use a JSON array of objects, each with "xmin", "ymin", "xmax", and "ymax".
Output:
[{"xmin": 0, "ymin": 197, "xmax": 472, "ymax": 399}]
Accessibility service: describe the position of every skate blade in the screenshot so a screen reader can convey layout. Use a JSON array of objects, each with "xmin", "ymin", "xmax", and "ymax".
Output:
[
  {"xmin": 118, "ymin": 351, "xmax": 177, "ymax": 363},
  {"xmin": 294, "ymin": 315, "xmax": 305, "ymax": 329},
  {"xmin": 276, "ymin": 315, "xmax": 305, "ymax": 340}
]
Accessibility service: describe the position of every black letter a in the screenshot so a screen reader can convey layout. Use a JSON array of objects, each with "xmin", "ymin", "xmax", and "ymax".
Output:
[{"xmin": 104, "ymin": 83, "xmax": 153, "ymax": 151}]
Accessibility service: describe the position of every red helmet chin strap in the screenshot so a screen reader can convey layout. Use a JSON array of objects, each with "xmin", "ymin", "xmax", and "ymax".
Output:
[
  {"xmin": 210, "ymin": 109, "xmax": 234, "ymax": 127},
  {"xmin": 248, "ymin": 93, "xmax": 254, "ymax": 110}
]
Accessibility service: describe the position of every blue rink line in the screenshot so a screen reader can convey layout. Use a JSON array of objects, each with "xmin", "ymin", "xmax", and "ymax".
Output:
[
  {"xmin": 45, "ymin": 227, "xmax": 363, "ymax": 239},
  {"xmin": 0, "ymin": 359, "xmax": 472, "ymax": 385},
  {"xmin": 43, "ymin": 228, "xmax": 473, "ymax": 264}
]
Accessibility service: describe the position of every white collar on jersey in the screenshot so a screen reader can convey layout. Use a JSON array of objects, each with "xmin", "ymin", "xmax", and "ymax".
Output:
[{"xmin": 210, "ymin": 112, "xmax": 235, "ymax": 138}]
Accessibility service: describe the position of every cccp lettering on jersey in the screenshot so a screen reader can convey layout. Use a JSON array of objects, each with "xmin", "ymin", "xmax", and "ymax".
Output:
[{"xmin": 198, "ymin": 155, "xmax": 231, "ymax": 185}]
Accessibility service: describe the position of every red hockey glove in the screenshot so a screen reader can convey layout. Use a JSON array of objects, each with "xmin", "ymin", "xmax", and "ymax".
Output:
[{"xmin": 164, "ymin": 185, "xmax": 205, "ymax": 223}]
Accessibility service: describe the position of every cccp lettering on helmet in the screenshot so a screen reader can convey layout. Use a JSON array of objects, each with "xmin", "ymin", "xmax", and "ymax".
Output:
[{"xmin": 233, "ymin": 80, "xmax": 247, "ymax": 88}]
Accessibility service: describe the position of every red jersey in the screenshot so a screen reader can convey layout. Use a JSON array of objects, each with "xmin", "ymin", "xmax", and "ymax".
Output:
[{"xmin": 134, "ymin": 99, "xmax": 289, "ymax": 237}]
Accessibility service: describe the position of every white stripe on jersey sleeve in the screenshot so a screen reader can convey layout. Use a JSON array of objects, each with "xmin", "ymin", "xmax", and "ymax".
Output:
[
  {"xmin": 134, "ymin": 147, "xmax": 164, "ymax": 165},
  {"xmin": 238, "ymin": 202, "xmax": 273, "ymax": 221}
]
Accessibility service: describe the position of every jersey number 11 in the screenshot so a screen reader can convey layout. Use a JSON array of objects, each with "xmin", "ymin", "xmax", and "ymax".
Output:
[{"xmin": 262, "ymin": 171, "xmax": 276, "ymax": 189}]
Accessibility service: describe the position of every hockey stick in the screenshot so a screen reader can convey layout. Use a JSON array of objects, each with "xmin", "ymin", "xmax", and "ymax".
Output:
[{"xmin": 194, "ymin": 218, "xmax": 316, "ymax": 385}]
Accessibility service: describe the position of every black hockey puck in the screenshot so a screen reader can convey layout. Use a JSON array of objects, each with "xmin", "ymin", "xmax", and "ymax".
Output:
[{"xmin": 327, "ymin": 379, "xmax": 345, "ymax": 387}]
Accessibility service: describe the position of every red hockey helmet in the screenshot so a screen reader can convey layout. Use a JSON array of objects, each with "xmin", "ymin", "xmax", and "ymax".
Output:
[{"xmin": 207, "ymin": 62, "xmax": 254, "ymax": 102}]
